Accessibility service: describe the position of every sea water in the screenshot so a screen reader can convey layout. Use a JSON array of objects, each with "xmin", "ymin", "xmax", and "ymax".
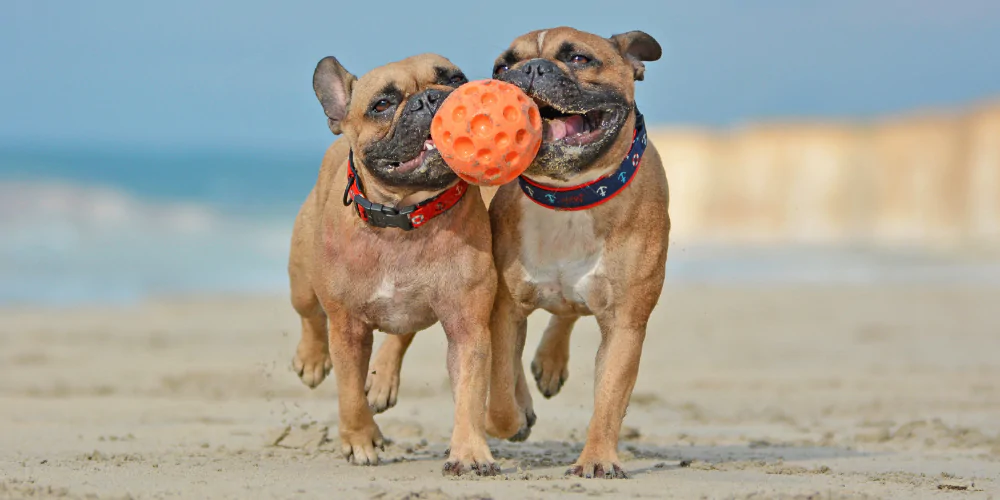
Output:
[{"xmin": 2, "ymin": 144, "xmax": 999, "ymax": 305}]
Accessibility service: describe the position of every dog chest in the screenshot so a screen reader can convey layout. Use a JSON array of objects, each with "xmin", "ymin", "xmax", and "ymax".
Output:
[
  {"xmin": 322, "ymin": 244, "xmax": 438, "ymax": 334},
  {"xmin": 361, "ymin": 275, "xmax": 437, "ymax": 334},
  {"xmin": 518, "ymin": 199, "xmax": 605, "ymax": 314}
]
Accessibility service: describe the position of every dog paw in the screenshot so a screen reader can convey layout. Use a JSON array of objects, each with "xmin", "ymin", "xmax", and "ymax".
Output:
[
  {"xmin": 292, "ymin": 341, "xmax": 331, "ymax": 389},
  {"xmin": 442, "ymin": 459, "xmax": 501, "ymax": 477},
  {"xmin": 442, "ymin": 443, "xmax": 500, "ymax": 476},
  {"xmin": 486, "ymin": 404, "xmax": 535, "ymax": 442},
  {"xmin": 508, "ymin": 407, "xmax": 536, "ymax": 442},
  {"xmin": 565, "ymin": 457, "xmax": 629, "ymax": 479},
  {"xmin": 531, "ymin": 353, "xmax": 569, "ymax": 398},
  {"xmin": 364, "ymin": 362, "xmax": 400, "ymax": 414},
  {"xmin": 340, "ymin": 424, "xmax": 385, "ymax": 466}
]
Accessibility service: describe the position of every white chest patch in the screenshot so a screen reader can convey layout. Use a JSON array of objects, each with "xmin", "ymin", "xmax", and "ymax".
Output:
[
  {"xmin": 372, "ymin": 277, "xmax": 395, "ymax": 300},
  {"xmin": 364, "ymin": 276, "xmax": 434, "ymax": 334},
  {"xmin": 518, "ymin": 198, "xmax": 604, "ymax": 314}
]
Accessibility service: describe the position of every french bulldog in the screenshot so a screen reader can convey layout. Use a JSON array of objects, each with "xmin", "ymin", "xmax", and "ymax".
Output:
[
  {"xmin": 287, "ymin": 53, "xmax": 499, "ymax": 476},
  {"xmin": 485, "ymin": 27, "xmax": 669, "ymax": 479}
]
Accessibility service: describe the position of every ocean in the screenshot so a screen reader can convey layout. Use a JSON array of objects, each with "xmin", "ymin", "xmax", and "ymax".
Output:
[
  {"xmin": 0, "ymin": 144, "xmax": 319, "ymax": 305},
  {"xmin": 3, "ymin": 145, "xmax": 999, "ymax": 305}
]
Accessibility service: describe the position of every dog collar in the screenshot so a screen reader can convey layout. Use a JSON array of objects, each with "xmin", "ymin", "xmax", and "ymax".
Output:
[
  {"xmin": 518, "ymin": 109, "xmax": 647, "ymax": 211},
  {"xmin": 343, "ymin": 150, "xmax": 468, "ymax": 230}
]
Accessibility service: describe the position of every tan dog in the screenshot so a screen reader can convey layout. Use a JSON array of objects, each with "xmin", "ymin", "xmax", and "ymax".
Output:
[
  {"xmin": 288, "ymin": 54, "xmax": 499, "ymax": 476},
  {"xmin": 483, "ymin": 27, "xmax": 669, "ymax": 479}
]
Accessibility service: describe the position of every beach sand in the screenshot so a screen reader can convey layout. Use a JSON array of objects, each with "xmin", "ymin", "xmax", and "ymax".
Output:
[{"xmin": 1, "ymin": 284, "xmax": 999, "ymax": 499}]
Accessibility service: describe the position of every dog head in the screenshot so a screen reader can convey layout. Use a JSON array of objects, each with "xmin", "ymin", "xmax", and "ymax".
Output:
[
  {"xmin": 492, "ymin": 27, "xmax": 660, "ymax": 181},
  {"xmin": 313, "ymin": 54, "xmax": 469, "ymax": 191}
]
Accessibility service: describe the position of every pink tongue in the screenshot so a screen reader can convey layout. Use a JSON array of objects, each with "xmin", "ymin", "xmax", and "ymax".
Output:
[
  {"xmin": 564, "ymin": 115, "xmax": 586, "ymax": 136},
  {"xmin": 545, "ymin": 115, "xmax": 586, "ymax": 140},
  {"xmin": 397, "ymin": 151, "xmax": 425, "ymax": 172}
]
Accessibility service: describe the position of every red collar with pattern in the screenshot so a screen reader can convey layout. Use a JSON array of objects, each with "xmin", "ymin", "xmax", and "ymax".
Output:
[{"xmin": 343, "ymin": 150, "xmax": 468, "ymax": 230}]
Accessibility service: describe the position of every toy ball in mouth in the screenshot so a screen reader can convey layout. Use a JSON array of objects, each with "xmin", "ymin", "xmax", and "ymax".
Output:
[{"xmin": 430, "ymin": 80, "xmax": 542, "ymax": 186}]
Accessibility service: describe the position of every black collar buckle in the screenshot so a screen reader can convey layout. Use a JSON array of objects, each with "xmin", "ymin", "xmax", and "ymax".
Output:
[
  {"xmin": 344, "ymin": 150, "xmax": 417, "ymax": 231},
  {"xmin": 354, "ymin": 196, "xmax": 415, "ymax": 231}
]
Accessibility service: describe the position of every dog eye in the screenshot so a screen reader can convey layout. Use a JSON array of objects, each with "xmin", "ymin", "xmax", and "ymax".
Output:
[
  {"xmin": 450, "ymin": 73, "xmax": 467, "ymax": 85},
  {"xmin": 494, "ymin": 64, "xmax": 509, "ymax": 76},
  {"xmin": 371, "ymin": 99, "xmax": 392, "ymax": 113},
  {"xmin": 570, "ymin": 54, "xmax": 591, "ymax": 64}
]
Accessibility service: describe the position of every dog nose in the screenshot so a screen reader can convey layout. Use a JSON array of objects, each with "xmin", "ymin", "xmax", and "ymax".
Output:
[
  {"xmin": 521, "ymin": 59, "xmax": 558, "ymax": 79},
  {"xmin": 409, "ymin": 89, "xmax": 447, "ymax": 114}
]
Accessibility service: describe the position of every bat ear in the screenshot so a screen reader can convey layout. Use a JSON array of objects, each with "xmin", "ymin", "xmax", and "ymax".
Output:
[
  {"xmin": 313, "ymin": 56, "xmax": 358, "ymax": 134},
  {"xmin": 608, "ymin": 31, "xmax": 662, "ymax": 81}
]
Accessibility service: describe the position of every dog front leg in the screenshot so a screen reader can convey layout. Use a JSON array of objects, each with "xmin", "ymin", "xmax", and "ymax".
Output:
[
  {"xmin": 485, "ymin": 286, "xmax": 535, "ymax": 442},
  {"xmin": 567, "ymin": 315, "xmax": 647, "ymax": 479},
  {"xmin": 326, "ymin": 306, "xmax": 383, "ymax": 465},
  {"xmin": 439, "ymin": 286, "xmax": 499, "ymax": 476}
]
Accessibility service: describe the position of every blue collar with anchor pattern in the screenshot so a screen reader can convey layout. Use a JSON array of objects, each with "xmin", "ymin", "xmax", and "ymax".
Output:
[{"xmin": 518, "ymin": 109, "xmax": 647, "ymax": 211}]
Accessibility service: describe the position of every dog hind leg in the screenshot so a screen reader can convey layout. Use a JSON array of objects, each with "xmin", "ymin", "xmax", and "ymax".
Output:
[
  {"xmin": 292, "ymin": 302, "xmax": 331, "ymax": 389},
  {"xmin": 365, "ymin": 332, "xmax": 416, "ymax": 413},
  {"xmin": 532, "ymin": 314, "xmax": 577, "ymax": 398}
]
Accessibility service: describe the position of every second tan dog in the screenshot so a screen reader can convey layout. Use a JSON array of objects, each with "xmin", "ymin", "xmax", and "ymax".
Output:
[{"xmin": 483, "ymin": 27, "xmax": 669, "ymax": 479}]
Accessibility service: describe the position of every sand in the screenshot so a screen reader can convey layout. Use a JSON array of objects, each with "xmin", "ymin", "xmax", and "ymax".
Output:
[{"xmin": 1, "ymin": 284, "xmax": 999, "ymax": 499}]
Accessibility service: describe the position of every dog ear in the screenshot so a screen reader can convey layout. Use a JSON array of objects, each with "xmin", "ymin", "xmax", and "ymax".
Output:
[
  {"xmin": 313, "ymin": 56, "xmax": 358, "ymax": 135},
  {"xmin": 609, "ymin": 31, "xmax": 662, "ymax": 81}
]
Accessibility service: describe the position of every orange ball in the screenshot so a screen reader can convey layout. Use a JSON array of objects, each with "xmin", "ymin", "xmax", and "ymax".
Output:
[{"xmin": 431, "ymin": 79, "xmax": 542, "ymax": 186}]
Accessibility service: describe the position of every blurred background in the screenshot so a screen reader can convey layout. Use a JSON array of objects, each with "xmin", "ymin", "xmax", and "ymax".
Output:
[{"xmin": 2, "ymin": 0, "xmax": 1000, "ymax": 304}]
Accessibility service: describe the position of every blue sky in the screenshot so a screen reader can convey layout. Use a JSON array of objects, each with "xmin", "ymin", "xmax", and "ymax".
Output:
[{"xmin": 2, "ymin": 0, "xmax": 999, "ymax": 150}]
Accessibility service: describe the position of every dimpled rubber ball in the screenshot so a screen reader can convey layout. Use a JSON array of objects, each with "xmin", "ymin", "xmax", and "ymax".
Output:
[{"xmin": 430, "ymin": 79, "xmax": 542, "ymax": 186}]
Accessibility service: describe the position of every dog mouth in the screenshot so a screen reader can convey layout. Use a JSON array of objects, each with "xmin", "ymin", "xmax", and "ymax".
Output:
[
  {"xmin": 535, "ymin": 100, "xmax": 620, "ymax": 147},
  {"xmin": 390, "ymin": 137, "xmax": 437, "ymax": 173}
]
